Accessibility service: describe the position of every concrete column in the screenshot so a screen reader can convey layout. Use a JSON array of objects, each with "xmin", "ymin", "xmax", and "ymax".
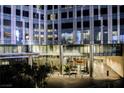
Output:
[
  {"xmin": 108, "ymin": 5, "xmax": 112, "ymax": 44},
  {"xmin": 90, "ymin": 5, "xmax": 94, "ymax": 45},
  {"xmin": 11, "ymin": 5, "xmax": 16, "ymax": 44},
  {"xmin": 28, "ymin": 55, "xmax": 33, "ymax": 67},
  {"xmin": 59, "ymin": 45, "xmax": 64, "ymax": 74},
  {"xmin": 44, "ymin": 5, "xmax": 47, "ymax": 45},
  {"xmin": 58, "ymin": 6, "xmax": 63, "ymax": 74},
  {"xmin": 98, "ymin": 5, "xmax": 101, "ymax": 19},
  {"xmin": 73, "ymin": 5, "xmax": 77, "ymax": 44},
  {"xmin": 117, "ymin": 6, "xmax": 120, "ymax": 44},
  {"xmin": 89, "ymin": 5, "xmax": 94, "ymax": 77},
  {"xmin": 0, "ymin": 5, "xmax": 4, "ymax": 44},
  {"xmin": 100, "ymin": 17, "xmax": 103, "ymax": 44},
  {"xmin": 22, "ymin": 20, "xmax": 25, "ymax": 45},
  {"xmin": 21, "ymin": 6, "xmax": 25, "ymax": 45},
  {"xmin": 58, "ymin": 5, "xmax": 61, "ymax": 44},
  {"xmin": 52, "ymin": 5, "xmax": 55, "ymax": 44},
  {"xmin": 29, "ymin": 5, "xmax": 33, "ymax": 45},
  {"xmin": 20, "ymin": 5, "xmax": 23, "ymax": 20},
  {"xmin": 81, "ymin": 6, "xmax": 84, "ymax": 44},
  {"xmin": 98, "ymin": 5, "xmax": 103, "ymax": 44},
  {"xmin": 38, "ymin": 10, "xmax": 41, "ymax": 45}
]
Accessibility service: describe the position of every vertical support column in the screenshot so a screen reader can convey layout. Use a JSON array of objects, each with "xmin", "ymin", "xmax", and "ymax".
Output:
[
  {"xmin": 11, "ymin": 5, "xmax": 16, "ymax": 44},
  {"xmin": 73, "ymin": 5, "xmax": 77, "ymax": 44},
  {"xmin": 89, "ymin": 5, "xmax": 94, "ymax": 77},
  {"xmin": 22, "ymin": 20, "xmax": 25, "ymax": 45},
  {"xmin": 58, "ymin": 6, "xmax": 61, "ymax": 44},
  {"xmin": 58, "ymin": 5, "xmax": 63, "ymax": 74},
  {"xmin": 108, "ymin": 5, "xmax": 112, "ymax": 44},
  {"xmin": 21, "ymin": 5, "xmax": 23, "ymax": 20},
  {"xmin": 98, "ymin": 5, "xmax": 101, "ymax": 19},
  {"xmin": 59, "ymin": 45, "xmax": 63, "ymax": 74},
  {"xmin": 81, "ymin": 6, "xmax": 84, "ymax": 44},
  {"xmin": 90, "ymin": 5, "xmax": 94, "ymax": 45},
  {"xmin": 52, "ymin": 5, "xmax": 55, "ymax": 44},
  {"xmin": 28, "ymin": 55, "xmax": 33, "ymax": 67},
  {"xmin": 44, "ymin": 5, "xmax": 47, "ymax": 45},
  {"xmin": 117, "ymin": 5, "xmax": 120, "ymax": 44},
  {"xmin": 38, "ymin": 10, "xmax": 41, "ymax": 45},
  {"xmin": 101, "ymin": 17, "xmax": 104, "ymax": 44},
  {"xmin": 29, "ymin": 5, "xmax": 33, "ymax": 45},
  {"xmin": 98, "ymin": 6, "xmax": 104, "ymax": 44},
  {"xmin": 122, "ymin": 45, "xmax": 124, "ymax": 77},
  {"xmin": 1, "ymin": 5, "xmax": 4, "ymax": 44}
]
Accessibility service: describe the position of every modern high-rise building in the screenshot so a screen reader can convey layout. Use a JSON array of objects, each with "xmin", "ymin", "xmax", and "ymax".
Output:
[{"xmin": 0, "ymin": 5, "xmax": 124, "ymax": 77}]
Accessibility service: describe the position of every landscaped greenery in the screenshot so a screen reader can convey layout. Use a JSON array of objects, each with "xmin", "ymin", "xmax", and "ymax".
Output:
[{"xmin": 0, "ymin": 63, "xmax": 52, "ymax": 88}]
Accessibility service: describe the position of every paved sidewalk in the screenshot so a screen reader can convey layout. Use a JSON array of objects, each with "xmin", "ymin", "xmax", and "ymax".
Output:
[
  {"xmin": 45, "ymin": 61, "xmax": 123, "ymax": 88},
  {"xmin": 93, "ymin": 61, "xmax": 121, "ymax": 80}
]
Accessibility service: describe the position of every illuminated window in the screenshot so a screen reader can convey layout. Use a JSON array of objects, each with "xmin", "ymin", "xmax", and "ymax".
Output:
[{"xmin": 4, "ymin": 32, "xmax": 11, "ymax": 38}]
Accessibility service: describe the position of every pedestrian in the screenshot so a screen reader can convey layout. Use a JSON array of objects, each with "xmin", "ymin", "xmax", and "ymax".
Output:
[{"xmin": 107, "ymin": 70, "xmax": 109, "ymax": 77}]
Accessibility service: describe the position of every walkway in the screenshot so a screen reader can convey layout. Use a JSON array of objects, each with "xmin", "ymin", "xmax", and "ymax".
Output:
[
  {"xmin": 46, "ymin": 61, "xmax": 123, "ymax": 88},
  {"xmin": 93, "ymin": 61, "xmax": 121, "ymax": 80}
]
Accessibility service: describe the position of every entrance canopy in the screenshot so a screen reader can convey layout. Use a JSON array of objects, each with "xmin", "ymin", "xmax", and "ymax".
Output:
[{"xmin": 0, "ymin": 52, "xmax": 39, "ymax": 59}]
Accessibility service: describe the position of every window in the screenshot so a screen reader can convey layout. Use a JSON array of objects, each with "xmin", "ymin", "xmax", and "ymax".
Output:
[
  {"xmin": 48, "ymin": 14, "xmax": 56, "ymax": 20},
  {"xmin": 33, "ymin": 24, "xmax": 38, "ymax": 29},
  {"xmin": 112, "ymin": 19, "xmax": 117, "ymax": 25},
  {"xmin": 40, "ymin": 24, "xmax": 44, "ymax": 29},
  {"xmin": 62, "ymin": 23, "xmax": 73, "ymax": 29},
  {"xmin": 33, "ymin": 5, "xmax": 37, "ymax": 8},
  {"xmin": 103, "ymin": 20, "xmax": 108, "ymax": 26},
  {"xmin": 16, "ymin": 9, "xmax": 20, "ymax": 16},
  {"xmin": 33, "ymin": 13, "xmax": 39, "ymax": 19},
  {"xmin": 48, "ymin": 24, "xmax": 52, "ymax": 29},
  {"xmin": 23, "ymin": 11, "xmax": 29, "ymax": 17},
  {"xmin": 40, "ymin": 14, "xmax": 44, "ymax": 20},
  {"xmin": 100, "ymin": 8, "xmax": 107, "ymax": 14},
  {"xmin": 39, "ymin": 6, "xmax": 44, "ymax": 10},
  {"xmin": 94, "ymin": 20, "xmax": 101, "ymax": 26},
  {"xmin": 16, "ymin": 21, "xmax": 22, "ymax": 27},
  {"xmin": 47, "ymin": 5, "xmax": 52, "ymax": 10},
  {"xmin": 61, "ymin": 5, "xmax": 66, "ymax": 8},
  {"xmin": 55, "ymin": 14, "xmax": 58, "ymax": 19},
  {"xmin": 25, "ymin": 22, "xmax": 29, "ymax": 28},
  {"xmin": 54, "ymin": 5, "xmax": 58, "ymax": 9},
  {"xmin": 112, "ymin": 6, "xmax": 117, "ymax": 13},
  {"xmin": 83, "ymin": 10, "xmax": 89, "ymax": 16},
  {"xmin": 94, "ymin": 9, "xmax": 98, "ymax": 15},
  {"xmin": 69, "ymin": 11, "xmax": 73, "ymax": 18},
  {"xmin": 3, "ymin": 7, "xmax": 11, "ymax": 14},
  {"xmin": 77, "ymin": 11, "xmax": 81, "ymax": 17},
  {"xmin": 61, "ymin": 12, "xmax": 67, "ymax": 18},
  {"xmin": 77, "ymin": 22, "xmax": 81, "ymax": 28},
  {"xmin": 54, "ymin": 24, "xmax": 58, "ymax": 29},
  {"xmin": 47, "ymin": 15, "xmax": 51, "ymax": 20},
  {"xmin": 4, "ymin": 32, "xmax": 11, "ymax": 38},
  {"xmin": 83, "ymin": 21, "xmax": 89, "ymax": 27},
  {"xmin": 4, "ymin": 19, "xmax": 11, "ymax": 26},
  {"xmin": 120, "ymin": 18, "xmax": 124, "ymax": 25},
  {"xmin": 120, "ymin": 6, "xmax": 124, "ymax": 13}
]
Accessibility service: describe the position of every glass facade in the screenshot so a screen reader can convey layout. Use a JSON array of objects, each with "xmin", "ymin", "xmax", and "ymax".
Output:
[{"xmin": 0, "ymin": 5, "xmax": 123, "ymax": 67}]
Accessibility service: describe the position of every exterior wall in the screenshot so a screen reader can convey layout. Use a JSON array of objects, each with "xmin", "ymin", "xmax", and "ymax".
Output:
[
  {"xmin": 0, "ymin": 5, "xmax": 124, "ymax": 46},
  {"xmin": 105, "ymin": 56, "xmax": 124, "ymax": 77},
  {"xmin": 95, "ymin": 47, "xmax": 124, "ymax": 77}
]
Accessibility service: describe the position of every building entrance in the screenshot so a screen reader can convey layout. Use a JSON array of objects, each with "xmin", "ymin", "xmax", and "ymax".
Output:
[{"xmin": 63, "ymin": 56, "xmax": 89, "ymax": 75}]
